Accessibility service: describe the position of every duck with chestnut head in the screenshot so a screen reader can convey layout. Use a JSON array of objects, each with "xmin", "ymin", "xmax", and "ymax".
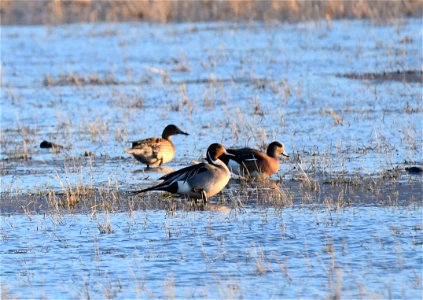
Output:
[
  {"xmin": 136, "ymin": 143, "xmax": 231, "ymax": 204},
  {"xmin": 220, "ymin": 141, "xmax": 289, "ymax": 179}
]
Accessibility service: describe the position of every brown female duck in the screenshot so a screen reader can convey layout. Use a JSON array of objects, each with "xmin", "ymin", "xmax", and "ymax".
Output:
[{"xmin": 124, "ymin": 124, "xmax": 188, "ymax": 167}]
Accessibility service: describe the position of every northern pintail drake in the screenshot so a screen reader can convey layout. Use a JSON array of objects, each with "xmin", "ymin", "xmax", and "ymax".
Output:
[
  {"xmin": 136, "ymin": 143, "xmax": 231, "ymax": 203},
  {"xmin": 124, "ymin": 124, "xmax": 188, "ymax": 168},
  {"xmin": 220, "ymin": 141, "xmax": 289, "ymax": 179}
]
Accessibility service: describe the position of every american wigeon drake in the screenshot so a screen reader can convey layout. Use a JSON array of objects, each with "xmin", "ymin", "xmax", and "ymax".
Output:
[
  {"xmin": 136, "ymin": 143, "xmax": 231, "ymax": 203},
  {"xmin": 124, "ymin": 124, "xmax": 188, "ymax": 168},
  {"xmin": 220, "ymin": 141, "xmax": 289, "ymax": 179}
]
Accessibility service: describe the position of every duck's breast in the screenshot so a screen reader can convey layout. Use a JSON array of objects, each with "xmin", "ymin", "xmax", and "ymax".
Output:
[{"xmin": 187, "ymin": 165, "xmax": 230, "ymax": 198}]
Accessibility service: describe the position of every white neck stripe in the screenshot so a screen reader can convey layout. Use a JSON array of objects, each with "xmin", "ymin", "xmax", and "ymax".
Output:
[{"xmin": 207, "ymin": 151, "xmax": 222, "ymax": 166}]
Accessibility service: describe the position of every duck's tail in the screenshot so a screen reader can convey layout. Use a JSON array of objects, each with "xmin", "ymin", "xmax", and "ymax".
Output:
[
  {"xmin": 124, "ymin": 148, "xmax": 135, "ymax": 154},
  {"xmin": 133, "ymin": 181, "xmax": 177, "ymax": 196}
]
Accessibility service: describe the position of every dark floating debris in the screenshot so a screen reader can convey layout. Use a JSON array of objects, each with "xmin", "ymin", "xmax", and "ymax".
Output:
[
  {"xmin": 84, "ymin": 150, "xmax": 95, "ymax": 157},
  {"xmin": 405, "ymin": 166, "xmax": 423, "ymax": 174},
  {"xmin": 40, "ymin": 140, "xmax": 64, "ymax": 150}
]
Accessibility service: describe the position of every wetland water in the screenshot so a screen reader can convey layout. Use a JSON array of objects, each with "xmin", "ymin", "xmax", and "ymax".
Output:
[
  {"xmin": 1, "ymin": 19, "xmax": 422, "ymax": 298},
  {"xmin": 2, "ymin": 207, "xmax": 422, "ymax": 299}
]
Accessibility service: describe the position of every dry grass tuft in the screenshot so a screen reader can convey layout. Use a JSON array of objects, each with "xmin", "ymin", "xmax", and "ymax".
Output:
[
  {"xmin": 327, "ymin": 108, "xmax": 343, "ymax": 126},
  {"xmin": 97, "ymin": 212, "xmax": 114, "ymax": 234},
  {"xmin": 43, "ymin": 72, "xmax": 120, "ymax": 86}
]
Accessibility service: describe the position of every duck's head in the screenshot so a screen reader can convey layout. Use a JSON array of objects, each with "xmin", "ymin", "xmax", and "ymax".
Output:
[
  {"xmin": 162, "ymin": 124, "xmax": 189, "ymax": 139},
  {"xmin": 206, "ymin": 143, "xmax": 231, "ymax": 164},
  {"xmin": 267, "ymin": 141, "xmax": 289, "ymax": 158}
]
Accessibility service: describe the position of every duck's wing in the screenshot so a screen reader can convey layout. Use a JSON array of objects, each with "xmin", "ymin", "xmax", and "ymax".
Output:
[
  {"xmin": 227, "ymin": 147, "xmax": 255, "ymax": 156},
  {"xmin": 159, "ymin": 162, "xmax": 209, "ymax": 183},
  {"xmin": 130, "ymin": 137, "xmax": 162, "ymax": 148},
  {"xmin": 134, "ymin": 163, "xmax": 209, "ymax": 195},
  {"xmin": 125, "ymin": 138, "xmax": 164, "ymax": 157},
  {"xmin": 136, "ymin": 163, "xmax": 209, "ymax": 194},
  {"xmin": 226, "ymin": 148, "xmax": 264, "ymax": 164}
]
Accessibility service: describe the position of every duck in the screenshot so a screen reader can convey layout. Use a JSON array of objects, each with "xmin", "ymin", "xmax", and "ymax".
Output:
[
  {"xmin": 124, "ymin": 124, "xmax": 188, "ymax": 167},
  {"xmin": 220, "ymin": 141, "xmax": 289, "ymax": 179},
  {"xmin": 135, "ymin": 143, "xmax": 231, "ymax": 204}
]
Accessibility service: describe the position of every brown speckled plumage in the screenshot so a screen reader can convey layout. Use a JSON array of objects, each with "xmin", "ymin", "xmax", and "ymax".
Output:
[{"xmin": 125, "ymin": 124, "xmax": 188, "ymax": 167}]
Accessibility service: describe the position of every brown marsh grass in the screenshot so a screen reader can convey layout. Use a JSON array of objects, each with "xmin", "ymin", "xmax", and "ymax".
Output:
[
  {"xmin": 1, "ymin": 169, "xmax": 420, "ymax": 217},
  {"xmin": 1, "ymin": 0, "xmax": 422, "ymax": 25}
]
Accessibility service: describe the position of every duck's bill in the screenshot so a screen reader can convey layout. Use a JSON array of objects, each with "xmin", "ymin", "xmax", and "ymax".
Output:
[
  {"xmin": 282, "ymin": 151, "xmax": 289, "ymax": 157},
  {"xmin": 179, "ymin": 130, "xmax": 189, "ymax": 135},
  {"xmin": 223, "ymin": 151, "xmax": 235, "ymax": 156}
]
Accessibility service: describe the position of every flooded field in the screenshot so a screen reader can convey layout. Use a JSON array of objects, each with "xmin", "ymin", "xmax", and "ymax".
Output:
[
  {"xmin": 2, "ymin": 206, "xmax": 422, "ymax": 299},
  {"xmin": 1, "ymin": 19, "xmax": 422, "ymax": 298}
]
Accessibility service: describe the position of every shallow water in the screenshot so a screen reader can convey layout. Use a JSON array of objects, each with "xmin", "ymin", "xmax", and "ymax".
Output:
[
  {"xmin": 1, "ymin": 19, "xmax": 422, "ymax": 299},
  {"xmin": 1, "ymin": 19, "xmax": 422, "ymax": 193},
  {"xmin": 1, "ymin": 207, "xmax": 422, "ymax": 299}
]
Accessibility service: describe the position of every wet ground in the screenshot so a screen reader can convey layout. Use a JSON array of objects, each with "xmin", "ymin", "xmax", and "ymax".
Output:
[{"xmin": 1, "ymin": 19, "xmax": 422, "ymax": 298}]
